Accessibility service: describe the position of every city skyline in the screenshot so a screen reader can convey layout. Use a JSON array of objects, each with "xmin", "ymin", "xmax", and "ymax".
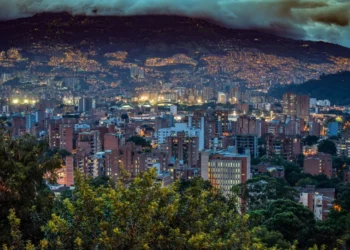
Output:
[{"xmin": 1, "ymin": 8, "xmax": 350, "ymax": 250}]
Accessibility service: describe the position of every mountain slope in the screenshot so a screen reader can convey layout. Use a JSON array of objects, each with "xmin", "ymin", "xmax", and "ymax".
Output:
[
  {"xmin": 269, "ymin": 71, "xmax": 350, "ymax": 105},
  {"xmin": 0, "ymin": 14, "xmax": 350, "ymax": 89},
  {"xmin": 0, "ymin": 13, "xmax": 349, "ymax": 62}
]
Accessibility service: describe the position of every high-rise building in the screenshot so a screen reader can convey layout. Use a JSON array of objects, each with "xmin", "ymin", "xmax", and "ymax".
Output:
[
  {"xmin": 234, "ymin": 115, "xmax": 257, "ymax": 135},
  {"xmin": 304, "ymin": 153, "xmax": 333, "ymax": 178},
  {"xmin": 65, "ymin": 156, "xmax": 74, "ymax": 186},
  {"xmin": 214, "ymin": 109, "xmax": 230, "ymax": 135},
  {"xmin": 283, "ymin": 93, "xmax": 310, "ymax": 121},
  {"xmin": 104, "ymin": 149, "xmax": 119, "ymax": 181},
  {"xmin": 337, "ymin": 134, "xmax": 350, "ymax": 158},
  {"xmin": 266, "ymin": 135, "xmax": 301, "ymax": 161},
  {"xmin": 296, "ymin": 95, "xmax": 310, "ymax": 122},
  {"xmin": 170, "ymin": 105, "xmax": 177, "ymax": 115},
  {"xmin": 157, "ymin": 123, "xmax": 204, "ymax": 150},
  {"xmin": 229, "ymin": 86, "xmax": 240, "ymax": 104},
  {"xmin": 283, "ymin": 93, "xmax": 297, "ymax": 117},
  {"xmin": 234, "ymin": 135, "xmax": 258, "ymax": 158},
  {"xmin": 217, "ymin": 92, "xmax": 227, "ymax": 104},
  {"xmin": 76, "ymin": 131, "xmax": 101, "ymax": 175},
  {"xmin": 284, "ymin": 117, "xmax": 302, "ymax": 136},
  {"xmin": 59, "ymin": 124, "xmax": 74, "ymax": 153},
  {"xmin": 200, "ymin": 148, "xmax": 251, "ymax": 196},
  {"xmin": 309, "ymin": 120, "xmax": 321, "ymax": 137},
  {"xmin": 25, "ymin": 113, "xmax": 36, "ymax": 132},
  {"xmin": 202, "ymin": 87, "xmax": 215, "ymax": 101},
  {"xmin": 166, "ymin": 132, "xmax": 199, "ymax": 168},
  {"xmin": 104, "ymin": 133, "xmax": 119, "ymax": 151},
  {"xmin": 48, "ymin": 123, "xmax": 60, "ymax": 148},
  {"xmin": 78, "ymin": 97, "xmax": 96, "ymax": 113}
]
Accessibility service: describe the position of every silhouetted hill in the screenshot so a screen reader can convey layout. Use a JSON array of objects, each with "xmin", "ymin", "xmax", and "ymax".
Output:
[
  {"xmin": 269, "ymin": 71, "xmax": 350, "ymax": 105},
  {"xmin": 0, "ymin": 13, "xmax": 349, "ymax": 63}
]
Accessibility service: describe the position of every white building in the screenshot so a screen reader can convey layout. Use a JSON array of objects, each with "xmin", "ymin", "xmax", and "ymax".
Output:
[
  {"xmin": 217, "ymin": 92, "xmax": 227, "ymax": 104},
  {"xmin": 170, "ymin": 105, "xmax": 178, "ymax": 115},
  {"xmin": 310, "ymin": 98, "xmax": 317, "ymax": 107},
  {"xmin": 200, "ymin": 148, "xmax": 251, "ymax": 197},
  {"xmin": 157, "ymin": 122, "xmax": 204, "ymax": 150},
  {"xmin": 316, "ymin": 100, "xmax": 331, "ymax": 107}
]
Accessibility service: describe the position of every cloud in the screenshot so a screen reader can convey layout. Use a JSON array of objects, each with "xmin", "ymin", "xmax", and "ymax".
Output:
[{"xmin": 0, "ymin": 0, "xmax": 349, "ymax": 47}]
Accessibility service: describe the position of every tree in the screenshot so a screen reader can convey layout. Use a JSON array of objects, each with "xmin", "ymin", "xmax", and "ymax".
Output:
[
  {"xmin": 252, "ymin": 227, "xmax": 292, "ymax": 249},
  {"xmin": 121, "ymin": 113, "xmax": 129, "ymax": 121},
  {"xmin": 237, "ymin": 176, "xmax": 298, "ymax": 210},
  {"xmin": 318, "ymin": 140, "xmax": 337, "ymax": 156},
  {"xmin": 0, "ymin": 134, "xmax": 61, "ymax": 244},
  {"xmin": 303, "ymin": 136, "xmax": 319, "ymax": 146},
  {"xmin": 297, "ymin": 178, "xmax": 318, "ymax": 187},
  {"xmin": 264, "ymin": 199, "xmax": 317, "ymax": 248},
  {"xmin": 3, "ymin": 170, "xmax": 282, "ymax": 250},
  {"xmin": 127, "ymin": 135, "xmax": 151, "ymax": 148}
]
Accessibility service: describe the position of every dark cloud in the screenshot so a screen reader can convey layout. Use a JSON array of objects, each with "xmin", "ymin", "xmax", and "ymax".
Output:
[{"xmin": 0, "ymin": 0, "xmax": 349, "ymax": 47}]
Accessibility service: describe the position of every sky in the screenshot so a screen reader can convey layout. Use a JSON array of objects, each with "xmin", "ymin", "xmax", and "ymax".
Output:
[{"xmin": 0, "ymin": 0, "xmax": 349, "ymax": 47}]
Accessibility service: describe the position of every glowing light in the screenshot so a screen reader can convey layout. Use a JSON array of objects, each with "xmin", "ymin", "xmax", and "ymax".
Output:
[
  {"xmin": 12, "ymin": 99, "xmax": 19, "ymax": 104},
  {"xmin": 24, "ymin": 99, "xmax": 29, "ymax": 104}
]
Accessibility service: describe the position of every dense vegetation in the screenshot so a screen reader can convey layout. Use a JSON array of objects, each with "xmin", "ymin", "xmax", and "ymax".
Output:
[
  {"xmin": 269, "ymin": 71, "xmax": 350, "ymax": 105},
  {"xmin": 1, "ymin": 133, "xmax": 350, "ymax": 249}
]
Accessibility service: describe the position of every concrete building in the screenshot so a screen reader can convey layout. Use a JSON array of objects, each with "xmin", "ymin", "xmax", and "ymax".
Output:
[
  {"xmin": 78, "ymin": 97, "xmax": 96, "ymax": 113},
  {"xmin": 217, "ymin": 92, "xmax": 227, "ymax": 104},
  {"xmin": 283, "ymin": 93, "xmax": 309, "ymax": 121},
  {"xmin": 337, "ymin": 137, "xmax": 350, "ymax": 158},
  {"xmin": 104, "ymin": 133, "xmax": 119, "ymax": 151},
  {"xmin": 76, "ymin": 131, "xmax": 101, "ymax": 176},
  {"xmin": 170, "ymin": 105, "xmax": 177, "ymax": 115},
  {"xmin": 283, "ymin": 93, "xmax": 297, "ymax": 117},
  {"xmin": 157, "ymin": 122, "xmax": 204, "ymax": 151},
  {"xmin": 166, "ymin": 132, "xmax": 199, "ymax": 168},
  {"xmin": 233, "ymin": 135, "xmax": 258, "ymax": 158},
  {"xmin": 304, "ymin": 153, "xmax": 333, "ymax": 178},
  {"xmin": 214, "ymin": 109, "xmax": 230, "ymax": 135},
  {"xmin": 201, "ymin": 148, "xmax": 251, "ymax": 196},
  {"xmin": 296, "ymin": 95, "xmax": 310, "ymax": 122},
  {"xmin": 25, "ymin": 113, "xmax": 36, "ymax": 132},
  {"xmin": 59, "ymin": 124, "xmax": 74, "ymax": 153},
  {"xmin": 299, "ymin": 186, "xmax": 335, "ymax": 220},
  {"xmin": 266, "ymin": 135, "xmax": 301, "ymax": 161},
  {"xmin": 234, "ymin": 115, "xmax": 257, "ymax": 135}
]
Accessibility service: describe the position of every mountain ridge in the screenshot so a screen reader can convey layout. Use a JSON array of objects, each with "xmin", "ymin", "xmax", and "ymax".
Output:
[{"xmin": 0, "ymin": 13, "xmax": 350, "ymax": 62}]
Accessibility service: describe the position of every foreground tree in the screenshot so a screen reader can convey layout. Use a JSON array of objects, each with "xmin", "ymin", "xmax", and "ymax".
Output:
[
  {"xmin": 2, "ymin": 170, "xmax": 291, "ymax": 250},
  {"xmin": 0, "ymin": 134, "xmax": 61, "ymax": 244},
  {"xmin": 264, "ymin": 200, "xmax": 317, "ymax": 248}
]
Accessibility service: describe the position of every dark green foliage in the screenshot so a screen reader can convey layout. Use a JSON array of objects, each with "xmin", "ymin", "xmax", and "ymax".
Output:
[
  {"xmin": 0, "ymin": 134, "xmax": 61, "ymax": 244},
  {"xmin": 303, "ymin": 136, "xmax": 319, "ymax": 146},
  {"xmin": 269, "ymin": 71, "xmax": 350, "ymax": 105},
  {"xmin": 121, "ymin": 113, "xmax": 129, "ymax": 120},
  {"xmin": 318, "ymin": 140, "xmax": 337, "ymax": 156},
  {"xmin": 45, "ymin": 148, "xmax": 71, "ymax": 158},
  {"xmin": 237, "ymin": 176, "xmax": 298, "ymax": 210},
  {"xmin": 264, "ymin": 199, "xmax": 316, "ymax": 247},
  {"xmin": 89, "ymin": 175, "xmax": 115, "ymax": 188},
  {"xmin": 127, "ymin": 135, "xmax": 151, "ymax": 147}
]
